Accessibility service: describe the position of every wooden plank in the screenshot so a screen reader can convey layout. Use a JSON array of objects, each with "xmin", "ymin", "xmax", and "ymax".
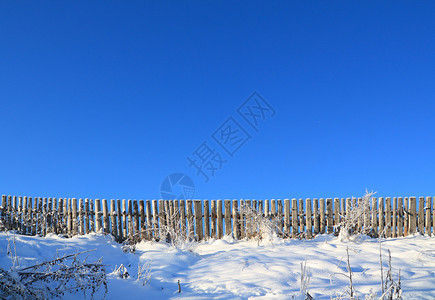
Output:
[
  {"xmin": 179, "ymin": 200, "xmax": 185, "ymax": 237},
  {"xmin": 425, "ymin": 196, "xmax": 432, "ymax": 236},
  {"xmin": 253, "ymin": 200, "xmax": 258, "ymax": 237},
  {"xmin": 186, "ymin": 200, "xmax": 194, "ymax": 237},
  {"xmin": 145, "ymin": 200, "xmax": 152, "ymax": 240},
  {"xmin": 84, "ymin": 199, "xmax": 90, "ymax": 234},
  {"xmin": 134, "ymin": 200, "xmax": 140, "ymax": 235},
  {"xmin": 102, "ymin": 199, "xmax": 109, "ymax": 234},
  {"xmin": 277, "ymin": 199, "xmax": 283, "ymax": 235},
  {"xmin": 306, "ymin": 198, "xmax": 312, "ymax": 238},
  {"xmin": 433, "ymin": 196, "xmax": 435, "ymax": 236},
  {"xmin": 239, "ymin": 200, "xmax": 245, "ymax": 239},
  {"xmin": 357, "ymin": 197, "xmax": 363, "ymax": 232},
  {"xmin": 110, "ymin": 199, "xmax": 118, "ymax": 240},
  {"xmin": 12, "ymin": 196, "xmax": 18, "ymax": 231},
  {"xmin": 418, "ymin": 196, "xmax": 425, "ymax": 234},
  {"xmin": 63, "ymin": 198, "xmax": 68, "ymax": 235},
  {"xmin": 246, "ymin": 200, "xmax": 252, "ymax": 238},
  {"xmin": 169, "ymin": 201, "xmax": 175, "ymax": 230},
  {"xmin": 232, "ymin": 199, "xmax": 239, "ymax": 239},
  {"xmin": 152, "ymin": 200, "xmax": 159, "ymax": 238},
  {"xmin": 363, "ymin": 196, "xmax": 370, "ymax": 235},
  {"xmin": 139, "ymin": 200, "xmax": 145, "ymax": 240},
  {"xmin": 379, "ymin": 197, "xmax": 384, "ymax": 236},
  {"xmin": 224, "ymin": 200, "xmax": 231, "ymax": 236},
  {"xmin": 326, "ymin": 198, "xmax": 333, "ymax": 234},
  {"xmin": 217, "ymin": 200, "xmax": 223, "ymax": 239},
  {"xmin": 122, "ymin": 200, "xmax": 127, "ymax": 238},
  {"xmin": 204, "ymin": 200, "xmax": 210, "ymax": 239},
  {"xmin": 271, "ymin": 199, "xmax": 276, "ymax": 221},
  {"xmin": 22, "ymin": 196, "xmax": 27, "ymax": 234},
  {"xmin": 298, "ymin": 198, "xmax": 304, "ymax": 234},
  {"xmin": 397, "ymin": 197, "xmax": 403, "ymax": 237},
  {"xmin": 42, "ymin": 197, "xmax": 47, "ymax": 235},
  {"xmin": 340, "ymin": 198, "xmax": 346, "ymax": 224},
  {"xmin": 404, "ymin": 197, "xmax": 409, "ymax": 236},
  {"xmin": 319, "ymin": 198, "xmax": 325, "ymax": 234},
  {"xmin": 67, "ymin": 198, "xmax": 73, "ymax": 235},
  {"xmin": 128, "ymin": 200, "xmax": 134, "ymax": 236},
  {"xmin": 164, "ymin": 200, "xmax": 171, "ymax": 232},
  {"xmin": 18, "ymin": 196, "xmax": 23, "ymax": 233},
  {"xmin": 371, "ymin": 197, "xmax": 378, "ymax": 236},
  {"xmin": 291, "ymin": 198, "xmax": 298, "ymax": 238},
  {"xmin": 1, "ymin": 195, "xmax": 6, "ymax": 228},
  {"xmin": 313, "ymin": 198, "xmax": 319, "ymax": 235},
  {"xmin": 194, "ymin": 200, "xmax": 203, "ymax": 240},
  {"xmin": 284, "ymin": 199, "xmax": 290, "ymax": 236},
  {"xmin": 159, "ymin": 199, "xmax": 165, "ymax": 239},
  {"xmin": 264, "ymin": 199, "xmax": 270, "ymax": 218},
  {"xmin": 28, "ymin": 197, "xmax": 35, "ymax": 235},
  {"xmin": 117, "ymin": 199, "xmax": 123, "ymax": 241},
  {"xmin": 7, "ymin": 196, "xmax": 12, "ymax": 230},
  {"xmin": 334, "ymin": 198, "xmax": 340, "ymax": 233},
  {"xmin": 71, "ymin": 198, "xmax": 78, "ymax": 235},
  {"xmin": 409, "ymin": 197, "xmax": 417, "ymax": 234},
  {"xmin": 174, "ymin": 199, "xmax": 179, "ymax": 234},
  {"xmin": 392, "ymin": 197, "xmax": 397, "ymax": 238},
  {"xmin": 211, "ymin": 200, "xmax": 216, "ymax": 238},
  {"xmin": 79, "ymin": 198, "xmax": 84, "ymax": 235}
]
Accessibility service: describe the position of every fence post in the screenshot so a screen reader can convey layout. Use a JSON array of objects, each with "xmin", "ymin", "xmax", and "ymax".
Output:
[
  {"xmin": 291, "ymin": 198, "xmax": 298, "ymax": 238},
  {"xmin": 379, "ymin": 197, "xmax": 384, "ymax": 236},
  {"xmin": 186, "ymin": 200, "xmax": 194, "ymax": 238},
  {"xmin": 397, "ymin": 197, "xmax": 403, "ymax": 237},
  {"xmin": 284, "ymin": 199, "xmax": 290, "ymax": 236},
  {"xmin": 110, "ymin": 199, "xmax": 118, "ymax": 240},
  {"xmin": 122, "ymin": 200, "xmax": 128, "ymax": 238},
  {"xmin": 363, "ymin": 197, "xmax": 370, "ymax": 235},
  {"xmin": 326, "ymin": 198, "xmax": 333, "ymax": 234},
  {"xmin": 264, "ymin": 199, "xmax": 270, "ymax": 218},
  {"xmin": 217, "ymin": 200, "xmax": 223, "ymax": 239},
  {"xmin": 428, "ymin": 196, "xmax": 434, "ymax": 236},
  {"xmin": 232, "ymin": 200, "xmax": 238, "ymax": 239},
  {"xmin": 246, "ymin": 199, "xmax": 253, "ymax": 238},
  {"xmin": 17, "ymin": 196, "xmax": 23, "ymax": 233},
  {"xmin": 313, "ymin": 198, "xmax": 319, "ymax": 235},
  {"xmin": 145, "ymin": 200, "xmax": 152, "ymax": 240},
  {"xmin": 224, "ymin": 200, "xmax": 231, "ymax": 236},
  {"xmin": 392, "ymin": 197, "xmax": 397, "ymax": 238},
  {"xmin": 418, "ymin": 196, "xmax": 425, "ymax": 234},
  {"xmin": 385, "ymin": 197, "xmax": 391, "ymax": 237},
  {"xmin": 79, "ymin": 199, "xmax": 84, "ymax": 235},
  {"xmin": 152, "ymin": 200, "xmax": 159, "ymax": 239},
  {"xmin": 89, "ymin": 199, "xmax": 95, "ymax": 233},
  {"xmin": 334, "ymin": 198, "xmax": 340, "ymax": 234},
  {"xmin": 128, "ymin": 200, "xmax": 134, "ymax": 237},
  {"xmin": 371, "ymin": 197, "xmax": 378, "ymax": 236},
  {"xmin": 139, "ymin": 200, "xmax": 145, "ymax": 240},
  {"xmin": 306, "ymin": 198, "xmax": 312, "ymax": 238},
  {"xmin": 340, "ymin": 198, "xmax": 346, "ymax": 223},
  {"xmin": 22, "ymin": 196, "xmax": 27, "ymax": 234},
  {"xmin": 84, "ymin": 199, "xmax": 90, "ymax": 234},
  {"xmin": 134, "ymin": 200, "xmax": 140, "ymax": 236},
  {"xmin": 62, "ymin": 198, "xmax": 68, "ymax": 235},
  {"xmin": 211, "ymin": 200, "xmax": 217, "ymax": 238},
  {"xmin": 240, "ymin": 200, "xmax": 245, "ymax": 239},
  {"xmin": 194, "ymin": 200, "xmax": 203, "ymax": 241},
  {"xmin": 319, "ymin": 198, "xmax": 325, "ymax": 234},
  {"xmin": 94, "ymin": 199, "xmax": 101, "ymax": 233},
  {"xmin": 204, "ymin": 200, "xmax": 210, "ymax": 239},
  {"xmin": 7, "ymin": 196, "xmax": 12, "ymax": 230},
  {"xmin": 102, "ymin": 199, "xmax": 110, "ymax": 234},
  {"xmin": 71, "ymin": 198, "xmax": 77, "ymax": 236},
  {"xmin": 29, "ymin": 197, "xmax": 35, "ymax": 235},
  {"xmin": 409, "ymin": 197, "xmax": 417, "ymax": 234}
]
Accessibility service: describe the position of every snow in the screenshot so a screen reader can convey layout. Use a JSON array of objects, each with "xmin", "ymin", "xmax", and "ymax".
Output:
[{"xmin": 1, "ymin": 232, "xmax": 435, "ymax": 299}]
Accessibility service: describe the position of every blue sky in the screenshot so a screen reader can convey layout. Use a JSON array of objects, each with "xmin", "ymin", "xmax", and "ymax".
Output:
[{"xmin": 1, "ymin": 1, "xmax": 434, "ymax": 201}]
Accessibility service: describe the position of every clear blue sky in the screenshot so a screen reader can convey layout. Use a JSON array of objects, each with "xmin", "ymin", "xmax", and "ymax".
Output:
[{"xmin": 1, "ymin": 1, "xmax": 434, "ymax": 201}]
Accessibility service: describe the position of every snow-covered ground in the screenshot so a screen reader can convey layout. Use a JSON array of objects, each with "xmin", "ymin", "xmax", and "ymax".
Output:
[{"xmin": 1, "ymin": 232, "xmax": 435, "ymax": 299}]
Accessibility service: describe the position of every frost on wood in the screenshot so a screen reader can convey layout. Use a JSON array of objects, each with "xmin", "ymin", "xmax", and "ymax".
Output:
[{"xmin": 0, "ymin": 249, "xmax": 107, "ymax": 300}]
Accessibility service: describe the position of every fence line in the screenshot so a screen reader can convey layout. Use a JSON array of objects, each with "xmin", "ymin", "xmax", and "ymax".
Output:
[{"xmin": 0, "ymin": 195, "xmax": 433, "ymax": 242}]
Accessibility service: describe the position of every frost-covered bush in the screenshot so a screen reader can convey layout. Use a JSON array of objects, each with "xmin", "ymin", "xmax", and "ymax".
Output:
[
  {"xmin": 0, "ymin": 249, "xmax": 107, "ymax": 300},
  {"xmin": 338, "ymin": 190, "xmax": 377, "ymax": 240}
]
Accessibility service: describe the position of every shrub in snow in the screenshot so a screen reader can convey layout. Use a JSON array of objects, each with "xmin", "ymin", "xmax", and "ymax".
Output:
[
  {"xmin": 338, "ymin": 190, "xmax": 377, "ymax": 240},
  {"xmin": 0, "ymin": 249, "xmax": 107, "ymax": 300}
]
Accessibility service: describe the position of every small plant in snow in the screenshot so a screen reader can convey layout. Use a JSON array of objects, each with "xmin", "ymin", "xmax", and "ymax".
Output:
[
  {"xmin": 338, "ymin": 190, "xmax": 377, "ymax": 240},
  {"xmin": 137, "ymin": 260, "xmax": 152, "ymax": 286},
  {"xmin": 300, "ymin": 259, "xmax": 313, "ymax": 300}
]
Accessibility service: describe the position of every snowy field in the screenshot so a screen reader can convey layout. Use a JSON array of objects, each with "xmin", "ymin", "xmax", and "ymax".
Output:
[{"xmin": 1, "ymin": 232, "xmax": 435, "ymax": 299}]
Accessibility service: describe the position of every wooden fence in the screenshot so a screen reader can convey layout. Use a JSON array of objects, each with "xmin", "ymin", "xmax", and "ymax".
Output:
[{"xmin": 0, "ymin": 195, "xmax": 434, "ymax": 242}]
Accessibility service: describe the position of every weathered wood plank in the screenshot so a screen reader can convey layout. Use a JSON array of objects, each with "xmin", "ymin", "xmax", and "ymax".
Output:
[
  {"xmin": 334, "ymin": 198, "xmax": 340, "ymax": 233},
  {"xmin": 409, "ymin": 197, "xmax": 417, "ymax": 234},
  {"xmin": 224, "ymin": 200, "xmax": 231, "ymax": 236},
  {"xmin": 145, "ymin": 200, "xmax": 152, "ymax": 240},
  {"xmin": 425, "ymin": 196, "xmax": 432, "ymax": 236},
  {"xmin": 418, "ymin": 196, "xmax": 425, "ymax": 234},
  {"xmin": 110, "ymin": 199, "xmax": 118, "ymax": 240},
  {"xmin": 284, "ymin": 199, "xmax": 290, "ymax": 236},
  {"xmin": 232, "ymin": 200, "xmax": 239, "ymax": 239},
  {"xmin": 277, "ymin": 199, "xmax": 283, "ymax": 235},
  {"xmin": 186, "ymin": 200, "xmax": 194, "ymax": 238},
  {"xmin": 306, "ymin": 198, "xmax": 312, "ymax": 238},
  {"xmin": 139, "ymin": 200, "xmax": 145, "ymax": 240},
  {"xmin": 291, "ymin": 198, "xmax": 298, "ymax": 238},
  {"xmin": 79, "ymin": 198, "xmax": 84, "ymax": 235},
  {"xmin": 371, "ymin": 197, "xmax": 378, "ymax": 236},
  {"xmin": 194, "ymin": 200, "xmax": 203, "ymax": 240},
  {"xmin": 211, "ymin": 200, "xmax": 216, "ymax": 238},
  {"xmin": 102, "ymin": 199, "xmax": 109, "ymax": 234},
  {"xmin": 117, "ymin": 199, "xmax": 123, "ymax": 241},
  {"xmin": 379, "ymin": 197, "xmax": 384, "ymax": 236},
  {"xmin": 299, "ymin": 198, "xmax": 305, "ymax": 234},
  {"xmin": 392, "ymin": 197, "xmax": 397, "ymax": 238},
  {"xmin": 319, "ymin": 198, "xmax": 325, "ymax": 234},
  {"xmin": 326, "ymin": 198, "xmax": 333, "ymax": 234},
  {"xmin": 204, "ymin": 200, "xmax": 210, "ymax": 239},
  {"xmin": 72, "ymin": 198, "xmax": 78, "ymax": 235},
  {"xmin": 217, "ymin": 200, "xmax": 223, "ymax": 239},
  {"xmin": 404, "ymin": 197, "xmax": 409, "ymax": 236},
  {"xmin": 179, "ymin": 200, "xmax": 185, "ymax": 237},
  {"xmin": 397, "ymin": 197, "xmax": 403, "ymax": 237},
  {"xmin": 313, "ymin": 198, "xmax": 319, "ymax": 235}
]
